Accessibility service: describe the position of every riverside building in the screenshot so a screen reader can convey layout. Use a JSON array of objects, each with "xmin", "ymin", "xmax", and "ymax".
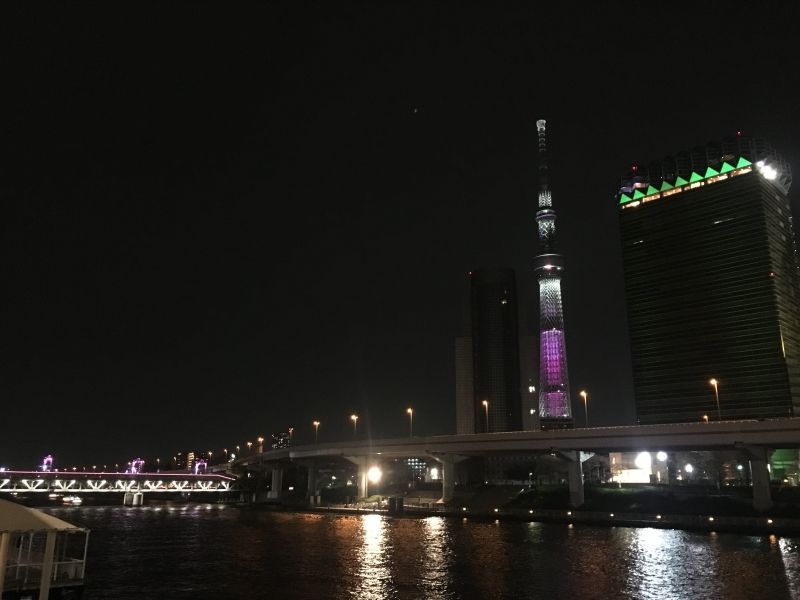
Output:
[{"xmin": 618, "ymin": 134, "xmax": 800, "ymax": 424}]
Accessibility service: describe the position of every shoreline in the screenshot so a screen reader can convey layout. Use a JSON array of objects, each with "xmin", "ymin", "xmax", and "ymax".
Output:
[{"xmin": 258, "ymin": 503, "xmax": 800, "ymax": 536}]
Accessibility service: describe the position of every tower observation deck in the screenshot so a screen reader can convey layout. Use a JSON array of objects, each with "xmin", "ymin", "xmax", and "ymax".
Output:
[{"xmin": 534, "ymin": 119, "xmax": 573, "ymax": 429}]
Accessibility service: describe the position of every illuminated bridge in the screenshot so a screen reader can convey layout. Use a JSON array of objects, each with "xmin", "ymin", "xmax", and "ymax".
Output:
[
  {"xmin": 0, "ymin": 471, "xmax": 236, "ymax": 495},
  {"xmin": 233, "ymin": 419, "xmax": 800, "ymax": 511}
]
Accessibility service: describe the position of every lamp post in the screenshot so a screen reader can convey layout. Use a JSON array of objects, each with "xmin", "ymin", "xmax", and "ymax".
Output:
[
  {"xmin": 580, "ymin": 390, "xmax": 589, "ymax": 428},
  {"xmin": 709, "ymin": 378, "xmax": 721, "ymax": 421},
  {"xmin": 703, "ymin": 414, "xmax": 709, "ymax": 424},
  {"xmin": 246, "ymin": 441, "xmax": 252, "ymax": 455},
  {"xmin": 407, "ymin": 408, "xmax": 413, "ymax": 437},
  {"xmin": 481, "ymin": 400, "xmax": 489, "ymax": 432},
  {"xmin": 257, "ymin": 437, "xmax": 264, "ymax": 453},
  {"xmin": 351, "ymin": 414, "xmax": 358, "ymax": 438},
  {"xmin": 313, "ymin": 421, "xmax": 320, "ymax": 443}
]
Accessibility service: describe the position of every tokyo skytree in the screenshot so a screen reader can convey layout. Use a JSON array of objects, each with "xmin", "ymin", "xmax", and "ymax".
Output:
[{"xmin": 533, "ymin": 119, "xmax": 573, "ymax": 428}]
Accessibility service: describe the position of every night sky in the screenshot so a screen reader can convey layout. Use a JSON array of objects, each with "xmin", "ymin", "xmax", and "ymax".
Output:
[{"xmin": 3, "ymin": 3, "xmax": 800, "ymax": 468}]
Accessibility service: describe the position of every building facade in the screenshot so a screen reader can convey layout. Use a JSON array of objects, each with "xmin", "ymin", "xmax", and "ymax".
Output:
[
  {"xmin": 618, "ymin": 135, "xmax": 800, "ymax": 424},
  {"xmin": 454, "ymin": 268, "xmax": 523, "ymax": 433}
]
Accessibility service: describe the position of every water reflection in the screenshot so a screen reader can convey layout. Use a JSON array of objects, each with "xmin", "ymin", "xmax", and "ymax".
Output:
[
  {"xmin": 779, "ymin": 537, "xmax": 800, "ymax": 599},
  {"xmin": 354, "ymin": 514, "xmax": 390, "ymax": 599},
  {"xmin": 420, "ymin": 517, "xmax": 453, "ymax": 599}
]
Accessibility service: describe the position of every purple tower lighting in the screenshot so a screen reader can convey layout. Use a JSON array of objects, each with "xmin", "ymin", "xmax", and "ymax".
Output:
[
  {"xmin": 41, "ymin": 455, "xmax": 53, "ymax": 472},
  {"xmin": 533, "ymin": 119, "xmax": 573, "ymax": 428}
]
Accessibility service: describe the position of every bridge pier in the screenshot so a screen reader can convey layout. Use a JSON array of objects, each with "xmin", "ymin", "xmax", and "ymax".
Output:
[
  {"xmin": 268, "ymin": 467, "xmax": 284, "ymax": 500},
  {"xmin": 744, "ymin": 446, "xmax": 773, "ymax": 512},
  {"xmin": 557, "ymin": 450, "xmax": 589, "ymax": 508},
  {"xmin": 430, "ymin": 454, "xmax": 466, "ymax": 503},
  {"xmin": 306, "ymin": 462, "xmax": 318, "ymax": 504},
  {"xmin": 345, "ymin": 456, "xmax": 369, "ymax": 498}
]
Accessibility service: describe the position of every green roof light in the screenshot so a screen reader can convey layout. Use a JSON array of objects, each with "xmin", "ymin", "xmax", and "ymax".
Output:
[
  {"xmin": 632, "ymin": 189, "xmax": 645, "ymax": 199},
  {"xmin": 704, "ymin": 166, "xmax": 719, "ymax": 178},
  {"xmin": 646, "ymin": 185, "xmax": 660, "ymax": 196},
  {"xmin": 689, "ymin": 172, "xmax": 703, "ymax": 183},
  {"xmin": 719, "ymin": 162, "xmax": 735, "ymax": 174},
  {"xmin": 619, "ymin": 193, "xmax": 633, "ymax": 205},
  {"xmin": 674, "ymin": 176, "xmax": 689, "ymax": 186},
  {"xmin": 736, "ymin": 156, "xmax": 752, "ymax": 168},
  {"xmin": 660, "ymin": 181, "xmax": 674, "ymax": 191}
]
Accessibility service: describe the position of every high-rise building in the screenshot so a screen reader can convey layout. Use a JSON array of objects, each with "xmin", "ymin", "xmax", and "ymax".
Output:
[
  {"xmin": 455, "ymin": 268, "xmax": 523, "ymax": 433},
  {"xmin": 618, "ymin": 134, "xmax": 800, "ymax": 424},
  {"xmin": 534, "ymin": 119, "xmax": 573, "ymax": 429}
]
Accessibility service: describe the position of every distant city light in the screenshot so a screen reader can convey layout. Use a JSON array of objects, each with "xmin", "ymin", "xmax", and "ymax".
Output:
[
  {"xmin": 684, "ymin": 463, "xmax": 694, "ymax": 474},
  {"xmin": 656, "ymin": 451, "xmax": 668, "ymax": 462},
  {"xmin": 429, "ymin": 467, "xmax": 439, "ymax": 480}
]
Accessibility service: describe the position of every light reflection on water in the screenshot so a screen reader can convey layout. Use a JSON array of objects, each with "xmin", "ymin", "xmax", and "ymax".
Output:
[
  {"xmin": 45, "ymin": 506, "xmax": 800, "ymax": 600},
  {"xmin": 354, "ymin": 514, "xmax": 389, "ymax": 599}
]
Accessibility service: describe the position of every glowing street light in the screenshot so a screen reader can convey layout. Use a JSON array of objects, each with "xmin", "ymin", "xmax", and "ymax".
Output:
[
  {"xmin": 257, "ymin": 437, "xmax": 264, "ymax": 453},
  {"xmin": 246, "ymin": 441, "xmax": 253, "ymax": 454},
  {"xmin": 481, "ymin": 400, "xmax": 489, "ymax": 432},
  {"xmin": 703, "ymin": 414, "xmax": 709, "ymax": 424},
  {"xmin": 709, "ymin": 378, "xmax": 721, "ymax": 420},
  {"xmin": 406, "ymin": 408, "xmax": 414, "ymax": 437},
  {"xmin": 580, "ymin": 390, "xmax": 589, "ymax": 428},
  {"xmin": 313, "ymin": 421, "xmax": 320, "ymax": 443},
  {"xmin": 367, "ymin": 466, "xmax": 382, "ymax": 483},
  {"xmin": 351, "ymin": 414, "xmax": 359, "ymax": 438}
]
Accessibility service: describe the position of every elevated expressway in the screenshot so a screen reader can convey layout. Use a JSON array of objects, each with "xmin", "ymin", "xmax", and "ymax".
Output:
[{"xmin": 233, "ymin": 419, "xmax": 800, "ymax": 511}]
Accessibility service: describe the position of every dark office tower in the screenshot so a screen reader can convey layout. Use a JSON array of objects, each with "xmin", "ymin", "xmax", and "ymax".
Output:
[
  {"xmin": 533, "ymin": 119, "xmax": 573, "ymax": 429},
  {"xmin": 469, "ymin": 269, "xmax": 522, "ymax": 432},
  {"xmin": 618, "ymin": 135, "xmax": 800, "ymax": 424}
]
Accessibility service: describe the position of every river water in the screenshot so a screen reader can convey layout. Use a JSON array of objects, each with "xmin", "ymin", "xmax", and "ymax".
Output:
[{"xmin": 45, "ymin": 504, "xmax": 800, "ymax": 599}]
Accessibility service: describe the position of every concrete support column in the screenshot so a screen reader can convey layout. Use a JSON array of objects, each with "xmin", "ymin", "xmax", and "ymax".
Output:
[
  {"xmin": 440, "ymin": 457, "xmax": 455, "ymax": 503},
  {"xmin": 268, "ymin": 467, "xmax": 284, "ymax": 499},
  {"xmin": 345, "ymin": 456, "xmax": 369, "ymax": 499},
  {"xmin": 306, "ymin": 462, "xmax": 317, "ymax": 502},
  {"xmin": 557, "ymin": 450, "xmax": 588, "ymax": 508},
  {"xmin": 430, "ymin": 454, "xmax": 466, "ymax": 504},
  {"xmin": 748, "ymin": 447, "xmax": 773, "ymax": 512}
]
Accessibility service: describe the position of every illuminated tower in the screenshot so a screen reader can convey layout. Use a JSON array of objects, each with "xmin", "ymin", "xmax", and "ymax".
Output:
[{"xmin": 533, "ymin": 119, "xmax": 573, "ymax": 429}]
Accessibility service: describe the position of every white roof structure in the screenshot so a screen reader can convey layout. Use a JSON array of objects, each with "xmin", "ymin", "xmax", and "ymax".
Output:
[{"xmin": 0, "ymin": 498, "xmax": 83, "ymax": 533}]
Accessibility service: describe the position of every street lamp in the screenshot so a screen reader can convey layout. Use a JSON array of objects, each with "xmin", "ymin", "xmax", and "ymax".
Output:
[
  {"xmin": 580, "ymin": 390, "xmax": 589, "ymax": 428},
  {"xmin": 703, "ymin": 414, "xmax": 709, "ymax": 424},
  {"xmin": 246, "ymin": 441, "xmax": 253, "ymax": 454},
  {"xmin": 407, "ymin": 408, "xmax": 413, "ymax": 437},
  {"xmin": 257, "ymin": 437, "xmax": 264, "ymax": 453},
  {"xmin": 481, "ymin": 400, "xmax": 489, "ymax": 432},
  {"xmin": 709, "ymin": 378, "xmax": 721, "ymax": 421},
  {"xmin": 313, "ymin": 421, "xmax": 320, "ymax": 443},
  {"xmin": 351, "ymin": 414, "xmax": 358, "ymax": 438}
]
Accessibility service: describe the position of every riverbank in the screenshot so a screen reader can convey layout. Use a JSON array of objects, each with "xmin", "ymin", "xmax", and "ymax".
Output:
[{"xmin": 277, "ymin": 503, "xmax": 800, "ymax": 535}]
